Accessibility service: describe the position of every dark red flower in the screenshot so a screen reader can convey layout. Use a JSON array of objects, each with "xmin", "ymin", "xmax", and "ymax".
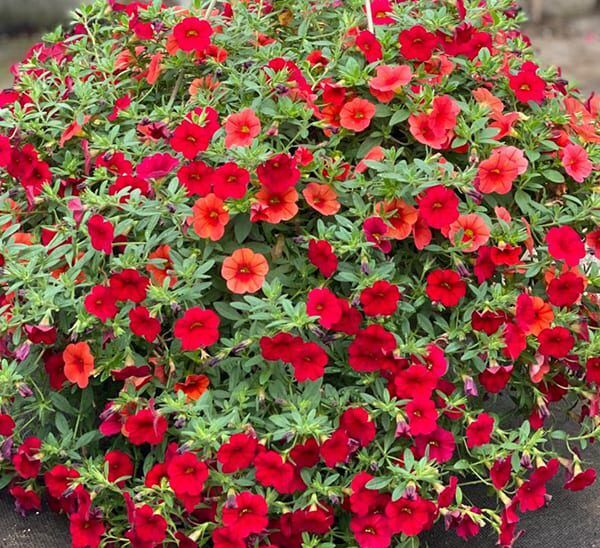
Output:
[
  {"xmin": 413, "ymin": 427, "xmax": 456, "ymax": 463},
  {"xmin": 130, "ymin": 504, "xmax": 167, "ymax": 545},
  {"xmin": 490, "ymin": 457, "xmax": 512, "ymax": 490},
  {"xmin": 564, "ymin": 468, "xmax": 596, "ymax": 491},
  {"xmin": 256, "ymin": 153, "xmax": 300, "ymax": 192},
  {"xmin": 104, "ymin": 450, "xmax": 133, "ymax": 485},
  {"xmin": 399, "ymin": 25, "xmax": 438, "ymax": 61},
  {"xmin": 547, "ymin": 271, "xmax": 584, "ymax": 307},
  {"xmin": 84, "ymin": 285, "xmax": 118, "ymax": 322},
  {"xmin": 70, "ymin": 506, "xmax": 105, "ymax": 548},
  {"xmin": 360, "ymin": 280, "xmax": 401, "ymax": 316},
  {"xmin": 546, "ymin": 226, "xmax": 585, "ymax": 267},
  {"xmin": 426, "ymin": 269, "xmax": 466, "ymax": 307},
  {"xmin": 348, "ymin": 325, "xmax": 396, "ymax": 372},
  {"xmin": 222, "ymin": 492, "xmax": 268, "ymax": 538},
  {"xmin": 212, "ymin": 162, "xmax": 250, "ymax": 200},
  {"xmin": 109, "ymin": 269, "xmax": 149, "ymax": 303},
  {"xmin": 385, "ymin": 495, "xmax": 436, "ymax": 536},
  {"xmin": 320, "ymin": 429, "xmax": 351, "ymax": 467},
  {"xmin": 509, "ymin": 63, "xmax": 545, "ymax": 104},
  {"xmin": 217, "ymin": 433, "xmax": 259, "ymax": 473},
  {"xmin": 128, "ymin": 306, "xmax": 161, "ymax": 342},
  {"xmin": 123, "ymin": 408, "xmax": 168, "ymax": 446},
  {"xmin": 417, "ymin": 185, "xmax": 459, "ymax": 229},
  {"xmin": 537, "ymin": 326, "xmax": 574, "ymax": 358},
  {"xmin": 167, "ymin": 451, "xmax": 208, "ymax": 498},
  {"xmin": 406, "ymin": 398, "xmax": 438, "ymax": 436},
  {"xmin": 0, "ymin": 413, "xmax": 15, "ymax": 436},
  {"xmin": 290, "ymin": 341, "xmax": 328, "ymax": 382},
  {"xmin": 88, "ymin": 214, "xmax": 114, "ymax": 254},
  {"xmin": 174, "ymin": 307, "xmax": 220, "ymax": 351},
  {"xmin": 340, "ymin": 407, "xmax": 376, "ymax": 447},
  {"xmin": 308, "ymin": 239, "xmax": 338, "ymax": 278},
  {"xmin": 306, "ymin": 287, "xmax": 343, "ymax": 328},
  {"xmin": 466, "ymin": 413, "xmax": 495, "ymax": 448},
  {"xmin": 177, "ymin": 160, "xmax": 214, "ymax": 196},
  {"xmin": 254, "ymin": 450, "xmax": 295, "ymax": 492},
  {"xmin": 350, "ymin": 514, "xmax": 392, "ymax": 548}
]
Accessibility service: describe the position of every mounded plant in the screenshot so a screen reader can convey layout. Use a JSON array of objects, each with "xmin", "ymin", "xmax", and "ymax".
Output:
[{"xmin": 0, "ymin": 0, "xmax": 598, "ymax": 546}]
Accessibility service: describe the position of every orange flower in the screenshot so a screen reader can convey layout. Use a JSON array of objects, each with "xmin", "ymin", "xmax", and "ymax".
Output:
[
  {"xmin": 375, "ymin": 198, "xmax": 418, "ymax": 240},
  {"xmin": 190, "ymin": 193, "xmax": 229, "ymax": 241},
  {"xmin": 447, "ymin": 213, "xmax": 490, "ymax": 252},
  {"xmin": 221, "ymin": 248, "xmax": 269, "ymax": 294},
  {"xmin": 174, "ymin": 374, "xmax": 210, "ymax": 402},
  {"xmin": 303, "ymin": 183, "xmax": 340, "ymax": 216},
  {"xmin": 524, "ymin": 296, "xmax": 554, "ymax": 337},
  {"xmin": 63, "ymin": 342, "xmax": 94, "ymax": 389},
  {"xmin": 252, "ymin": 187, "xmax": 298, "ymax": 224},
  {"xmin": 147, "ymin": 245, "xmax": 176, "ymax": 287}
]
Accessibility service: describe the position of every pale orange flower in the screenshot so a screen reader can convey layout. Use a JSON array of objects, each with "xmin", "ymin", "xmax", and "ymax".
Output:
[{"xmin": 221, "ymin": 248, "xmax": 269, "ymax": 294}]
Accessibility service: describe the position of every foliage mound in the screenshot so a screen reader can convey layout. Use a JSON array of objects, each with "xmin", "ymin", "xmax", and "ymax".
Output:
[{"xmin": 0, "ymin": 0, "xmax": 598, "ymax": 546}]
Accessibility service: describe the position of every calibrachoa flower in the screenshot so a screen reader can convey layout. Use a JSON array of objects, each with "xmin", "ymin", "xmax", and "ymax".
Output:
[
  {"xmin": 221, "ymin": 248, "xmax": 269, "ymax": 294},
  {"xmin": 0, "ymin": 1, "xmax": 597, "ymax": 547}
]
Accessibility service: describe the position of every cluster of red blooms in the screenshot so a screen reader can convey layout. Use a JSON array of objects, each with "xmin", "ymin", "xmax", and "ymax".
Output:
[{"xmin": 0, "ymin": 0, "xmax": 597, "ymax": 547}]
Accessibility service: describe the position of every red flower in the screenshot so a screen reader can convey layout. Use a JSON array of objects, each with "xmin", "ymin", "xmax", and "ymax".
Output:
[
  {"xmin": 547, "ymin": 271, "xmax": 584, "ymax": 307},
  {"xmin": 290, "ymin": 438, "xmax": 320, "ymax": 468},
  {"xmin": 417, "ymin": 185, "xmax": 459, "ymax": 229},
  {"xmin": 466, "ymin": 413, "xmax": 495, "ymax": 448},
  {"xmin": 509, "ymin": 63, "xmax": 545, "ymax": 104},
  {"xmin": 306, "ymin": 287, "xmax": 343, "ymax": 328},
  {"xmin": 254, "ymin": 450, "xmax": 295, "ymax": 492},
  {"xmin": 363, "ymin": 216, "xmax": 391, "ymax": 253},
  {"xmin": 413, "ymin": 427, "xmax": 456, "ymax": 463},
  {"xmin": 426, "ymin": 269, "xmax": 466, "ymax": 307},
  {"xmin": 171, "ymin": 118, "xmax": 218, "ymax": 160},
  {"xmin": 12, "ymin": 437, "xmax": 42, "ymax": 479},
  {"xmin": 105, "ymin": 450, "xmax": 133, "ymax": 485},
  {"xmin": 348, "ymin": 325, "xmax": 396, "ymax": 372},
  {"xmin": 355, "ymin": 30, "xmax": 383, "ymax": 63},
  {"xmin": 177, "ymin": 160, "xmax": 213, "ymax": 196},
  {"xmin": 217, "ymin": 433, "xmax": 259, "ymax": 473},
  {"xmin": 221, "ymin": 248, "xmax": 269, "ymax": 294},
  {"xmin": 290, "ymin": 341, "xmax": 328, "ymax": 382},
  {"xmin": 360, "ymin": 280, "xmax": 400, "ymax": 316},
  {"xmin": 340, "ymin": 407, "xmax": 376, "ymax": 447},
  {"xmin": 394, "ymin": 364, "xmax": 438, "ymax": 400},
  {"xmin": 109, "ymin": 269, "xmax": 149, "ymax": 303},
  {"xmin": 0, "ymin": 413, "xmax": 15, "ymax": 436},
  {"xmin": 256, "ymin": 153, "xmax": 300, "ymax": 193},
  {"xmin": 561, "ymin": 143, "xmax": 592, "ymax": 182},
  {"xmin": 9, "ymin": 484, "xmax": 41, "ymax": 513},
  {"xmin": 129, "ymin": 306, "xmax": 161, "ymax": 342},
  {"xmin": 308, "ymin": 239, "xmax": 338, "ymax": 277},
  {"xmin": 70, "ymin": 506, "xmax": 105, "ymax": 548},
  {"xmin": 252, "ymin": 186, "xmax": 299, "ymax": 223},
  {"xmin": 88, "ymin": 214, "xmax": 114, "ymax": 254},
  {"xmin": 340, "ymin": 98, "xmax": 376, "ymax": 132},
  {"xmin": 136, "ymin": 152, "xmax": 179, "ymax": 180},
  {"xmin": 63, "ymin": 342, "xmax": 94, "ymax": 389},
  {"xmin": 260, "ymin": 332, "xmax": 303, "ymax": 362},
  {"xmin": 174, "ymin": 307, "xmax": 220, "ymax": 351},
  {"xmin": 84, "ymin": 285, "xmax": 118, "ymax": 322},
  {"xmin": 212, "ymin": 162, "xmax": 250, "ymax": 200},
  {"xmin": 123, "ymin": 408, "xmax": 168, "ymax": 445},
  {"xmin": 406, "ymin": 398, "xmax": 438, "ymax": 436},
  {"xmin": 479, "ymin": 365, "xmax": 513, "ymax": 394},
  {"xmin": 224, "ymin": 109, "xmax": 261, "ymax": 148},
  {"xmin": 515, "ymin": 478, "xmax": 546, "ymax": 512},
  {"xmin": 537, "ymin": 326, "xmax": 574, "ymax": 358},
  {"xmin": 490, "ymin": 457, "xmax": 512, "ymax": 490},
  {"xmin": 585, "ymin": 357, "xmax": 600, "ymax": 384},
  {"xmin": 546, "ymin": 225, "xmax": 585, "ymax": 267},
  {"xmin": 399, "ymin": 25, "xmax": 438, "ymax": 61},
  {"xmin": 222, "ymin": 492, "xmax": 268, "ymax": 538},
  {"xmin": 350, "ymin": 514, "xmax": 392, "ymax": 548},
  {"xmin": 385, "ymin": 495, "xmax": 436, "ymax": 536},
  {"xmin": 212, "ymin": 527, "xmax": 245, "ymax": 548},
  {"xmin": 191, "ymin": 193, "xmax": 230, "ymax": 241},
  {"xmin": 564, "ymin": 468, "xmax": 597, "ymax": 491},
  {"xmin": 320, "ymin": 429, "xmax": 351, "ymax": 467},
  {"xmin": 167, "ymin": 451, "xmax": 209, "ymax": 497},
  {"xmin": 173, "ymin": 17, "xmax": 213, "ymax": 53},
  {"xmin": 130, "ymin": 504, "xmax": 167, "ymax": 545}
]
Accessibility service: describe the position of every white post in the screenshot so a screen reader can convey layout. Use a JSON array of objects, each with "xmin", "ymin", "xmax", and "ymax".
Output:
[{"xmin": 364, "ymin": 0, "xmax": 374, "ymax": 34}]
